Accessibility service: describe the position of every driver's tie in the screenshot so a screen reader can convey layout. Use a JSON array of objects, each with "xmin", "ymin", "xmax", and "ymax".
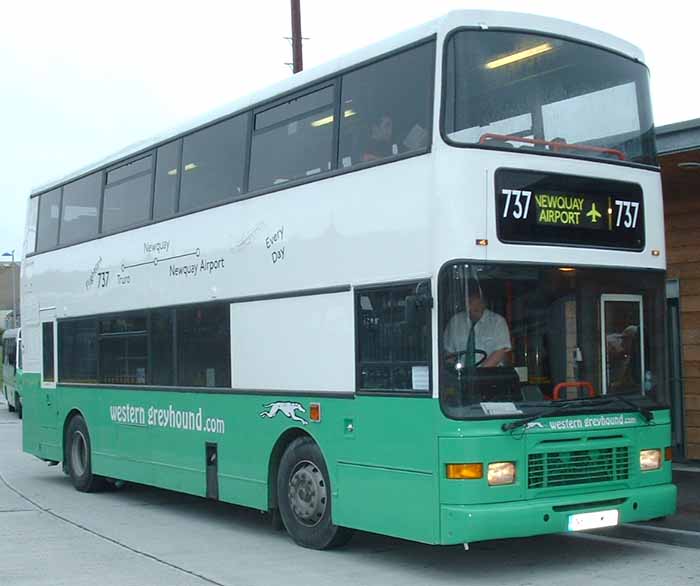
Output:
[{"xmin": 466, "ymin": 322, "xmax": 477, "ymax": 368}]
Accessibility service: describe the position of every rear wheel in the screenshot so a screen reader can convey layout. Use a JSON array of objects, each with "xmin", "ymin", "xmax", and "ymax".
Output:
[
  {"xmin": 277, "ymin": 437, "xmax": 352, "ymax": 549},
  {"xmin": 65, "ymin": 415, "xmax": 106, "ymax": 492}
]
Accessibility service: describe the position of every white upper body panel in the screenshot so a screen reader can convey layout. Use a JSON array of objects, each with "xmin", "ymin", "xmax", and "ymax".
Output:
[{"xmin": 30, "ymin": 10, "xmax": 645, "ymax": 196}]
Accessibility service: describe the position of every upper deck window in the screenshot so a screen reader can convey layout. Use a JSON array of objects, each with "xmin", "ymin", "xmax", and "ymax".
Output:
[
  {"xmin": 179, "ymin": 114, "xmax": 248, "ymax": 213},
  {"xmin": 59, "ymin": 173, "xmax": 101, "ymax": 245},
  {"xmin": 249, "ymin": 87, "xmax": 335, "ymax": 191},
  {"xmin": 153, "ymin": 141, "xmax": 181, "ymax": 220},
  {"xmin": 36, "ymin": 188, "xmax": 62, "ymax": 252},
  {"xmin": 444, "ymin": 30, "xmax": 656, "ymax": 166},
  {"xmin": 338, "ymin": 42, "xmax": 434, "ymax": 169},
  {"xmin": 102, "ymin": 156, "xmax": 153, "ymax": 233}
]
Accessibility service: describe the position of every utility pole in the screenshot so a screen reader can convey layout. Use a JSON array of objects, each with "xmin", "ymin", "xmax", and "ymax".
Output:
[{"xmin": 290, "ymin": 0, "xmax": 303, "ymax": 73}]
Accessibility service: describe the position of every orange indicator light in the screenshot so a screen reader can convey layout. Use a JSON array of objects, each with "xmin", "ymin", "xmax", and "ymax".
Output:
[
  {"xmin": 476, "ymin": 239, "xmax": 489, "ymax": 247},
  {"xmin": 309, "ymin": 403, "xmax": 321, "ymax": 422},
  {"xmin": 665, "ymin": 446, "xmax": 673, "ymax": 461},
  {"xmin": 446, "ymin": 463, "xmax": 483, "ymax": 479}
]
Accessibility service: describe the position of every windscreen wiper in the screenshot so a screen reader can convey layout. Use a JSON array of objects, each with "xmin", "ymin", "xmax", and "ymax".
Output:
[
  {"xmin": 589, "ymin": 394, "xmax": 654, "ymax": 423},
  {"xmin": 501, "ymin": 399, "xmax": 599, "ymax": 432},
  {"xmin": 502, "ymin": 395, "xmax": 655, "ymax": 432}
]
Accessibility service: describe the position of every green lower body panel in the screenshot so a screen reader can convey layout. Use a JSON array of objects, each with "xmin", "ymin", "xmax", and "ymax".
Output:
[{"xmin": 440, "ymin": 483, "xmax": 677, "ymax": 544}]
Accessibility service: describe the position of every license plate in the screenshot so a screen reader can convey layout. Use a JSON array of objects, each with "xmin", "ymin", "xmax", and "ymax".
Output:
[{"xmin": 567, "ymin": 509, "xmax": 619, "ymax": 531}]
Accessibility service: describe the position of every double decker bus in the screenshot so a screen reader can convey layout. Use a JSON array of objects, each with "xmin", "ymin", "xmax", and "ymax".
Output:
[{"xmin": 20, "ymin": 10, "xmax": 675, "ymax": 549}]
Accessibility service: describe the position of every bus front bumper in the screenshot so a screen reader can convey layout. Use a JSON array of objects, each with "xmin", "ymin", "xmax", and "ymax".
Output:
[{"xmin": 440, "ymin": 483, "xmax": 677, "ymax": 545}]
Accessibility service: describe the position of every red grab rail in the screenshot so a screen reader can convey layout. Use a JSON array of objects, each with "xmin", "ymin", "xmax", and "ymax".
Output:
[
  {"xmin": 552, "ymin": 381, "xmax": 596, "ymax": 400},
  {"xmin": 479, "ymin": 133, "xmax": 626, "ymax": 161}
]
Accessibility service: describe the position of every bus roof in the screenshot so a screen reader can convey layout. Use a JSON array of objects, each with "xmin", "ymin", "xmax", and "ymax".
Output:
[{"xmin": 30, "ymin": 10, "xmax": 645, "ymax": 196}]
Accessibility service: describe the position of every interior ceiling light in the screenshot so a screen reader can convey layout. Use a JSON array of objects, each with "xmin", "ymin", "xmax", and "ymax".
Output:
[
  {"xmin": 677, "ymin": 162, "xmax": 700, "ymax": 170},
  {"xmin": 485, "ymin": 43, "xmax": 553, "ymax": 69},
  {"xmin": 311, "ymin": 109, "xmax": 356, "ymax": 128}
]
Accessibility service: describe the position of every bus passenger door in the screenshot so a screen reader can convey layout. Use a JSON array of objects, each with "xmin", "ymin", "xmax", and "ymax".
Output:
[{"xmin": 38, "ymin": 309, "xmax": 60, "ymax": 461}]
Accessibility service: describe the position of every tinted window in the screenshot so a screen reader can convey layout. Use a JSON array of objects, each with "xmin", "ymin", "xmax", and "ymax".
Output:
[
  {"xmin": 4, "ymin": 339, "xmax": 16, "ymax": 368},
  {"xmin": 107, "ymin": 156, "xmax": 152, "ymax": 183},
  {"xmin": 249, "ymin": 87, "xmax": 335, "ymax": 191},
  {"xmin": 151, "ymin": 309, "xmax": 174, "ymax": 386},
  {"xmin": 444, "ymin": 31, "xmax": 656, "ymax": 165},
  {"xmin": 256, "ymin": 86, "xmax": 334, "ymax": 130},
  {"xmin": 59, "ymin": 319, "xmax": 98, "ymax": 383},
  {"xmin": 356, "ymin": 284, "xmax": 431, "ymax": 392},
  {"xmin": 102, "ymin": 171, "xmax": 152, "ymax": 233},
  {"xmin": 100, "ymin": 336, "xmax": 147, "ymax": 385},
  {"xmin": 98, "ymin": 313, "xmax": 148, "ymax": 385},
  {"xmin": 339, "ymin": 42, "xmax": 434, "ymax": 168},
  {"xmin": 438, "ymin": 263, "xmax": 665, "ymax": 419},
  {"xmin": 153, "ymin": 141, "xmax": 181, "ymax": 220},
  {"xmin": 25, "ymin": 197, "xmax": 38, "ymax": 256},
  {"xmin": 177, "ymin": 304, "xmax": 230, "ymax": 387},
  {"xmin": 59, "ymin": 173, "xmax": 101, "ymax": 245},
  {"xmin": 36, "ymin": 189, "xmax": 62, "ymax": 252},
  {"xmin": 179, "ymin": 115, "xmax": 248, "ymax": 213},
  {"xmin": 42, "ymin": 323, "xmax": 54, "ymax": 382},
  {"xmin": 100, "ymin": 315, "xmax": 147, "ymax": 334}
]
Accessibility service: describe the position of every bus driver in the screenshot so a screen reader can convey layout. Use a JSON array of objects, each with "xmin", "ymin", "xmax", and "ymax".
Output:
[{"xmin": 444, "ymin": 288, "xmax": 511, "ymax": 368}]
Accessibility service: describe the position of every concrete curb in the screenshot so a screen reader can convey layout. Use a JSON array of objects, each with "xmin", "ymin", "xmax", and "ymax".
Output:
[{"xmin": 597, "ymin": 523, "xmax": 700, "ymax": 549}]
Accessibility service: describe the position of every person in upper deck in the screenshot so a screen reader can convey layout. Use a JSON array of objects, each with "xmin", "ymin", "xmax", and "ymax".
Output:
[{"xmin": 361, "ymin": 113, "xmax": 396, "ymax": 162}]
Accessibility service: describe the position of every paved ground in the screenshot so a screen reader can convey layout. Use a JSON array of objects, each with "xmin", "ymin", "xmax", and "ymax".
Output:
[{"xmin": 1, "ymin": 401, "xmax": 699, "ymax": 586}]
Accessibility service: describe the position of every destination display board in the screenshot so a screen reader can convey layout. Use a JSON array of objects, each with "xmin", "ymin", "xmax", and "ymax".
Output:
[{"xmin": 495, "ymin": 169, "xmax": 645, "ymax": 250}]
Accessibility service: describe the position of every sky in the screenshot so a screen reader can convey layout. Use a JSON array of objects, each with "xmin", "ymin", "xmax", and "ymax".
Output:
[{"xmin": 1, "ymin": 0, "xmax": 698, "ymax": 257}]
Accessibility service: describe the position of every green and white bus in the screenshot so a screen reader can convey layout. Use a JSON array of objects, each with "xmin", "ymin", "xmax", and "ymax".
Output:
[
  {"xmin": 21, "ymin": 10, "xmax": 675, "ymax": 549},
  {"xmin": 2, "ymin": 328, "xmax": 23, "ymax": 418}
]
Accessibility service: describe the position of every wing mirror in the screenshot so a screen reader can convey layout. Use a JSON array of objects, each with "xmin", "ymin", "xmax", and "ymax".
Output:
[{"xmin": 405, "ymin": 280, "xmax": 433, "ymax": 326}]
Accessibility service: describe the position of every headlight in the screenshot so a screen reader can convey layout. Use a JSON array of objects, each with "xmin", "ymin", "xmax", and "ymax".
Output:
[
  {"xmin": 640, "ymin": 449, "xmax": 662, "ymax": 471},
  {"xmin": 488, "ymin": 462, "xmax": 516, "ymax": 485}
]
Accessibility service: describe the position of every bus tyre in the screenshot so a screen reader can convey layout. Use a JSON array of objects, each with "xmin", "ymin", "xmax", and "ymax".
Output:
[
  {"xmin": 66, "ymin": 416, "xmax": 106, "ymax": 492},
  {"xmin": 16, "ymin": 395, "xmax": 22, "ymax": 419},
  {"xmin": 8, "ymin": 401, "xmax": 15, "ymax": 413},
  {"xmin": 277, "ymin": 437, "xmax": 352, "ymax": 550}
]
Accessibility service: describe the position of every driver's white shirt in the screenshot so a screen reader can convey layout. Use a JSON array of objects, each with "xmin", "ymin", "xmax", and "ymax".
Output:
[{"xmin": 443, "ymin": 309, "xmax": 511, "ymax": 361}]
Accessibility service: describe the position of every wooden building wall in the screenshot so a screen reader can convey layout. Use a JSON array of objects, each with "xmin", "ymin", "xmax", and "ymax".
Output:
[{"xmin": 662, "ymin": 150, "xmax": 700, "ymax": 460}]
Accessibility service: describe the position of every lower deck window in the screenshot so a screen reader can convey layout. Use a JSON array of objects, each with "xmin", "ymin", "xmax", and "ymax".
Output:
[
  {"xmin": 57, "ymin": 302, "xmax": 231, "ymax": 388},
  {"xmin": 177, "ymin": 305, "xmax": 231, "ymax": 388},
  {"xmin": 42, "ymin": 323, "xmax": 54, "ymax": 382},
  {"xmin": 356, "ymin": 282, "xmax": 431, "ymax": 393}
]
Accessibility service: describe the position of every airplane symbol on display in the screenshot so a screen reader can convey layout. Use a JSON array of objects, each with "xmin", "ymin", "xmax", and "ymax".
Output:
[{"xmin": 586, "ymin": 203, "xmax": 602, "ymax": 223}]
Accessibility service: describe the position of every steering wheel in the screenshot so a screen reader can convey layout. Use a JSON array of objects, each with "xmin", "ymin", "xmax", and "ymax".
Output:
[{"xmin": 452, "ymin": 349, "xmax": 488, "ymax": 371}]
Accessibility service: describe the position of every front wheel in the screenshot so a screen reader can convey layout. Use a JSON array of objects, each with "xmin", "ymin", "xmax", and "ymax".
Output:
[
  {"xmin": 277, "ymin": 437, "xmax": 352, "ymax": 549},
  {"xmin": 65, "ymin": 415, "xmax": 106, "ymax": 492}
]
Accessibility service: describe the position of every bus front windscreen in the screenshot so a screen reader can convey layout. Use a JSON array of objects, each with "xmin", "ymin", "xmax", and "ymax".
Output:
[
  {"xmin": 444, "ymin": 30, "xmax": 656, "ymax": 166},
  {"xmin": 438, "ymin": 263, "xmax": 666, "ymax": 419}
]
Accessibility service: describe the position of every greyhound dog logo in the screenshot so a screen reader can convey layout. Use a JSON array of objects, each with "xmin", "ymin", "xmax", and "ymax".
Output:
[
  {"xmin": 525, "ymin": 421, "xmax": 545, "ymax": 430},
  {"xmin": 260, "ymin": 402, "xmax": 308, "ymax": 426}
]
